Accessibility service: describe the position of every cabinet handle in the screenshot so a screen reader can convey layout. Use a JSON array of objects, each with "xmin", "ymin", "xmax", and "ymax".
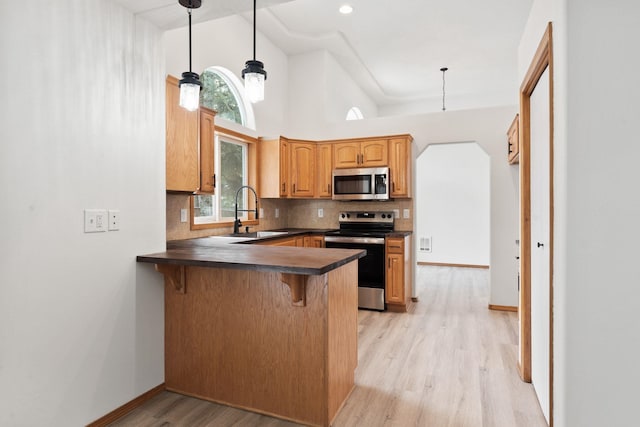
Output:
[
  {"xmin": 388, "ymin": 258, "xmax": 391, "ymax": 268},
  {"xmin": 508, "ymin": 142, "xmax": 513, "ymax": 154},
  {"xmin": 282, "ymin": 183, "xmax": 285, "ymax": 193},
  {"xmin": 328, "ymin": 184, "xmax": 331, "ymax": 193},
  {"xmin": 213, "ymin": 174, "xmax": 216, "ymax": 188},
  {"xmin": 293, "ymin": 183, "xmax": 296, "ymax": 193},
  {"xmin": 392, "ymin": 182, "xmax": 396, "ymax": 192}
]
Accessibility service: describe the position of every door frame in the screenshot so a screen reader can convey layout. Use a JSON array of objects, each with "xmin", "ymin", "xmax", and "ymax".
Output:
[{"xmin": 519, "ymin": 22, "xmax": 554, "ymax": 426}]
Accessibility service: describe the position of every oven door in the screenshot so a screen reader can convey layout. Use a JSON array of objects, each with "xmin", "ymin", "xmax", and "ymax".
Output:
[{"xmin": 325, "ymin": 236, "xmax": 386, "ymax": 310}]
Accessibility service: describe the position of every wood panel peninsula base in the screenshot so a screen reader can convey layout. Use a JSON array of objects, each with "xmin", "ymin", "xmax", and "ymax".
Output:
[{"xmin": 137, "ymin": 244, "xmax": 363, "ymax": 427}]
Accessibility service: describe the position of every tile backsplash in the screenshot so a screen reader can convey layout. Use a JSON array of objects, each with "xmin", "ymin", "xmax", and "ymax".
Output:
[{"xmin": 167, "ymin": 194, "xmax": 413, "ymax": 241}]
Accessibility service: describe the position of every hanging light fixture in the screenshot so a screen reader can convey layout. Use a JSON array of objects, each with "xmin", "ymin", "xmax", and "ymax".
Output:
[
  {"xmin": 440, "ymin": 67, "xmax": 448, "ymax": 111},
  {"xmin": 178, "ymin": 0, "xmax": 202, "ymax": 111},
  {"xmin": 242, "ymin": 0, "xmax": 267, "ymax": 103}
]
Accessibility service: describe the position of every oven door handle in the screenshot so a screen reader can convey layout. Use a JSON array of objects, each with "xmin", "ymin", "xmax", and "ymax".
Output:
[{"xmin": 324, "ymin": 236, "xmax": 385, "ymax": 245}]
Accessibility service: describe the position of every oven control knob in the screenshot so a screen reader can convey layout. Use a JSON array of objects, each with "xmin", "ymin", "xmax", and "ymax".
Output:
[
  {"xmin": 381, "ymin": 214, "xmax": 387, "ymax": 219},
  {"xmin": 346, "ymin": 213, "xmax": 351, "ymax": 218},
  {"xmin": 341, "ymin": 213, "xmax": 346, "ymax": 218}
]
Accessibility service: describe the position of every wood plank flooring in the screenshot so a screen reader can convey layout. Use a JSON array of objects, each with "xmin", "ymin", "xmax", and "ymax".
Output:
[{"xmin": 109, "ymin": 266, "xmax": 547, "ymax": 427}]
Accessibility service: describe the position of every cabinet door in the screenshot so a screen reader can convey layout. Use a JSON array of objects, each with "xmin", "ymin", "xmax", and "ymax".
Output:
[
  {"xmin": 389, "ymin": 137, "xmax": 411, "ymax": 198},
  {"xmin": 333, "ymin": 142, "xmax": 360, "ymax": 168},
  {"xmin": 386, "ymin": 253, "xmax": 404, "ymax": 303},
  {"xmin": 166, "ymin": 76, "xmax": 199, "ymax": 192},
  {"xmin": 304, "ymin": 235, "xmax": 325, "ymax": 248},
  {"xmin": 279, "ymin": 138, "xmax": 289, "ymax": 197},
  {"xmin": 290, "ymin": 142, "xmax": 316, "ymax": 198},
  {"xmin": 316, "ymin": 143, "xmax": 333, "ymax": 198},
  {"xmin": 361, "ymin": 139, "xmax": 388, "ymax": 167},
  {"xmin": 199, "ymin": 108, "xmax": 216, "ymax": 194}
]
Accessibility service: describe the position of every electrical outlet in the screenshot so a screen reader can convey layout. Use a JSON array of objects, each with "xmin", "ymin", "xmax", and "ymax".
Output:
[
  {"xmin": 275, "ymin": 208, "xmax": 280, "ymax": 219},
  {"xmin": 180, "ymin": 209, "xmax": 188, "ymax": 223},
  {"xmin": 393, "ymin": 209, "xmax": 400, "ymax": 219},
  {"xmin": 318, "ymin": 208, "xmax": 324, "ymax": 218},
  {"xmin": 259, "ymin": 208, "xmax": 264, "ymax": 219},
  {"xmin": 84, "ymin": 209, "xmax": 107, "ymax": 233},
  {"xmin": 403, "ymin": 208, "xmax": 410, "ymax": 219},
  {"xmin": 108, "ymin": 209, "xmax": 120, "ymax": 231}
]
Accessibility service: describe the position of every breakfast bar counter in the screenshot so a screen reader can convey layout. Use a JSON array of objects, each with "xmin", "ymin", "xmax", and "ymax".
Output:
[{"xmin": 137, "ymin": 242, "xmax": 364, "ymax": 427}]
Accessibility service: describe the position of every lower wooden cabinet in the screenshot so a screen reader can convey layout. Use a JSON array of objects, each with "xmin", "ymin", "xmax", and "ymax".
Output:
[
  {"xmin": 304, "ymin": 235, "xmax": 325, "ymax": 248},
  {"xmin": 385, "ymin": 235, "xmax": 412, "ymax": 312}
]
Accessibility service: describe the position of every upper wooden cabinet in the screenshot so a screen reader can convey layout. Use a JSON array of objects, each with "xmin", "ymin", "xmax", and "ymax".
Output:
[
  {"xmin": 333, "ymin": 139, "xmax": 388, "ymax": 168},
  {"xmin": 507, "ymin": 114, "xmax": 520, "ymax": 164},
  {"xmin": 165, "ymin": 75, "xmax": 216, "ymax": 193},
  {"xmin": 259, "ymin": 134, "xmax": 412, "ymax": 200},
  {"xmin": 389, "ymin": 136, "xmax": 412, "ymax": 198},
  {"xmin": 316, "ymin": 143, "xmax": 333, "ymax": 198},
  {"xmin": 290, "ymin": 141, "xmax": 316, "ymax": 198}
]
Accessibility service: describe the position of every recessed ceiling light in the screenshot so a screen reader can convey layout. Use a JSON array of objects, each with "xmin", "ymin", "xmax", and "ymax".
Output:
[{"xmin": 339, "ymin": 4, "xmax": 353, "ymax": 15}]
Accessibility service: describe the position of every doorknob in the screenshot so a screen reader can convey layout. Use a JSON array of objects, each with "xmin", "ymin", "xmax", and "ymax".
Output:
[{"xmin": 537, "ymin": 242, "xmax": 544, "ymax": 248}]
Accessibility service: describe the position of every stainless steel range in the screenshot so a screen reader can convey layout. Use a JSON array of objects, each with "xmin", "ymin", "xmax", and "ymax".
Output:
[{"xmin": 324, "ymin": 211, "xmax": 395, "ymax": 310}]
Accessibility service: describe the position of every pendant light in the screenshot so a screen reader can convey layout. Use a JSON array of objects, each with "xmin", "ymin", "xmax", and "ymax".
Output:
[
  {"xmin": 242, "ymin": 0, "xmax": 267, "ymax": 103},
  {"xmin": 440, "ymin": 67, "xmax": 448, "ymax": 111},
  {"xmin": 178, "ymin": 0, "xmax": 202, "ymax": 111}
]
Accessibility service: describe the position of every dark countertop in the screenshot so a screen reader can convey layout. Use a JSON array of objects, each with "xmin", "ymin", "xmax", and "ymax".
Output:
[
  {"xmin": 386, "ymin": 230, "xmax": 413, "ymax": 237},
  {"xmin": 138, "ymin": 239, "xmax": 365, "ymax": 276}
]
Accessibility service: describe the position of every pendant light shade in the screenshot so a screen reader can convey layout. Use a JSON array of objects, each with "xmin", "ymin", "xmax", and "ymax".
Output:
[
  {"xmin": 242, "ymin": 0, "xmax": 267, "ymax": 103},
  {"xmin": 179, "ymin": 71, "xmax": 202, "ymax": 111},
  {"xmin": 242, "ymin": 60, "xmax": 267, "ymax": 103},
  {"xmin": 178, "ymin": 0, "xmax": 202, "ymax": 111}
]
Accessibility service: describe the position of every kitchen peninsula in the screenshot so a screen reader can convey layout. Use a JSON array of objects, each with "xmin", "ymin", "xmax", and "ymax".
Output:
[{"xmin": 137, "ymin": 239, "xmax": 364, "ymax": 427}]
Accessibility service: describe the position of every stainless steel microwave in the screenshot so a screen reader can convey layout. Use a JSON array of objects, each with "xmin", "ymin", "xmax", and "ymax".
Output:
[{"xmin": 332, "ymin": 167, "xmax": 390, "ymax": 201}]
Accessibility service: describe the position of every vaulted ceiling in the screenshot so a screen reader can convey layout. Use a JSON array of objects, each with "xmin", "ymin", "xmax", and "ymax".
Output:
[{"xmin": 113, "ymin": 0, "xmax": 532, "ymax": 114}]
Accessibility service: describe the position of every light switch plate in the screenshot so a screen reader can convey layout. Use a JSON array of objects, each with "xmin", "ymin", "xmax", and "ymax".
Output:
[
  {"xmin": 180, "ymin": 209, "xmax": 188, "ymax": 223},
  {"xmin": 259, "ymin": 208, "xmax": 264, "ymax": 219},
  {"xmin": 403, "ymin": 208, "xmax": 410, "ymax": 219},
  {"xmin": 84, "ymin": 209, "xmax": 107, "ymax": 233},
  {"xmin": 275, "ymin": 208, "xmax": 280, "ymax": 219},
  {"xmin": 393, "ymin": 209, "xmax": 400, "ymax": 219},
  {"xmin": 318, "ymin": 208, "xmax": 324, "ymax": 218}
]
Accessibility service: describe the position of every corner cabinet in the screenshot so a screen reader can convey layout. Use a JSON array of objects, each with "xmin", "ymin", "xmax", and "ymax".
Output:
[
  {"xmin": 259, "ymin": 137, "xmax": 316, "ymax": 198},
  {"xmin": 385, "ymin": 235, "xmax": 412, "ymax": 312},
  {"xmin": 507, "ymin": 114, "xmax": 520, "ymax": 164},
  {"xmin": 389, "ymin": 136, "xmax": 412, "ymax": 198},
  {"xmin": 259, "ymin": 137, "xmax": 289, "ymax": 198},
  {"xmin": 165, "ymin": 75, "xmax": 216, "ymax": 193},
  {"xmin": 333, "ymin": 139, "xmax": 388, "ymax": 168}
]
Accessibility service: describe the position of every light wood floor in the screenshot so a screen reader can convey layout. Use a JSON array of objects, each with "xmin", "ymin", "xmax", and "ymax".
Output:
[{"xmin": 109, "ymin": 266, "xmax": 547, "ymax": 427}]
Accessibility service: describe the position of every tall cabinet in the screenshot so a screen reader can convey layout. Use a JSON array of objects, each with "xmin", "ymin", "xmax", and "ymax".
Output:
[{"xmin": 165, "ymin": 75, "xmax": 215, "ymax": 193}]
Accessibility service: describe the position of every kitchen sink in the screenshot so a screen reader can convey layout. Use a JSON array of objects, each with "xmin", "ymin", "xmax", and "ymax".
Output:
[{"xmin": 222, "ymin": 230, "xmax": 289, "ymax": 239}]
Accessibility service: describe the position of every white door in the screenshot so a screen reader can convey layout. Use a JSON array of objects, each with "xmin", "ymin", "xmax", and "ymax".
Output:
[{"xmin": 529, "ymin": 67, "xmax": 551, "ymax": 423}]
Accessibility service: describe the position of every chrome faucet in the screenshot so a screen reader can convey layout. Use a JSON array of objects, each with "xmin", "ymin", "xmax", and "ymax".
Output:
[{"xmin": 234, "ymin": 185, "xmax": 259, "ymax": 234}]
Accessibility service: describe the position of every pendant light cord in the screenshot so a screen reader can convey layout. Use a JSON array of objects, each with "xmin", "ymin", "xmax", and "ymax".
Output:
[
  {"xmin": 188, "ymin": 8, "xmax": 193, "ymax": 72},
  {"xmin": 440, "ymin": 67, "xmax": 448, "ymax": 111},
  {"xmin": 253, "ymin": 0, "xmax": 257, "ymax": 60}
]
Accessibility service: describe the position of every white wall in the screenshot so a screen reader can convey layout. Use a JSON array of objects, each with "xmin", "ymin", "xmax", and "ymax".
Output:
[
  {"xmin": 164, "ymin": 14, "xmax": 289, "ymax": 138},
  {"xmin": 0, "ymin": 1, "xmax": 165, "ymax": 425},
  {"xmin": 415, "ymin": 142, "xmax": 490, "ymax": 266},
  {"xmin": 324, "ymin": 52, "xmax": 378, "ymax": 122},
  {"xmin": 519, "ymin": 1, "xmax": 640, "ymax": 425}
]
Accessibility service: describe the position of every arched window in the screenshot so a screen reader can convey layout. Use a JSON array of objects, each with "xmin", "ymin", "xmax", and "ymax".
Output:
[
  {"xmin": 346, "ymin": 106, "xmax": 364, "ymax": 120},
  {"xmin": 199, "ymin": 66, "xmax": 256, "ymax": 130}
]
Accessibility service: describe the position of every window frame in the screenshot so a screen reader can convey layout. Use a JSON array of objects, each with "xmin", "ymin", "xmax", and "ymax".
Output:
[{"xmin": 190, "ymin": 125, "xmax": 259, "ymax": 230}]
